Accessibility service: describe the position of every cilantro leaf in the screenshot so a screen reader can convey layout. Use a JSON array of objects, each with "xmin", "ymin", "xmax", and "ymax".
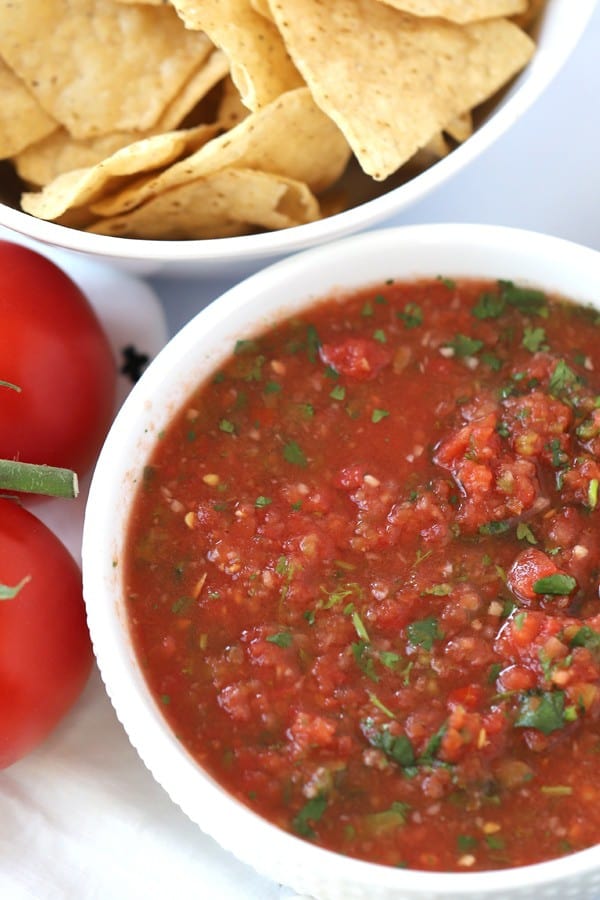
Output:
[
  {"xmin": 363, "ymin": 722, "xmax": 416, "ymax": 768},
  {"xmin": 515, "ymin": 690, "xmax": 567, "ymax": 734},
  {"xmin": 406, "ymin": 616, "xmax": 443, "ymax": 651},
  {"xmin": 397, "ymin": 303, "xmax": 423, "ymax": 329},
  {"xmin": 499, "ymin": 280, "xmax": 548, "ymax": 316},
  {"xmin": 472, "ymin": 292, "xmax": 505, "ymax": 320},
  {"xmin": 283, "ymin": 440, "xmax": 307, "ymax": 467},
  {"xmin": 292, "ymin": 795, "xmax": 328, "ymax": 838},
  {"xmin": 445, "ymin": 334, "xmax": 484, "ymax": 358},
  {"xmin": 522, "ymin": 326, "xmax": 547, "ymax": 353},
  {"xmin": 266, "ymin": 632, "xmax": 293, "ymax": 648}
]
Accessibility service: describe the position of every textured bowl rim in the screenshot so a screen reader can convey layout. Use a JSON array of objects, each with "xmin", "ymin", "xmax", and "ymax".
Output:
[
  {"xmin": 2, "ymin": 0, "xmax": 597, "ymax": 267},
  {"xmin": 83, "ymin": 223, "xmax": 600, "ymax": 899}
]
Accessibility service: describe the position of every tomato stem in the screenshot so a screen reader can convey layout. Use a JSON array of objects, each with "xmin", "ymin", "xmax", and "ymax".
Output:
[{"xmin": 0, "ymin": 460, "xmax": 78, "ymax": 498}]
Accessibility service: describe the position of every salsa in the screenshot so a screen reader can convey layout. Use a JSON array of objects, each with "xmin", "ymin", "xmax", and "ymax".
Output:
[{"xmin": 124, "ymin": 276, "xmax": 600, "ymax": 872}]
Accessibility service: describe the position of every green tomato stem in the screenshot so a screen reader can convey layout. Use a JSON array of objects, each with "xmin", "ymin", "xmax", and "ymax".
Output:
[{"xmin": 0, "ymin": 460, "xmax": 78, "ymax": 498}]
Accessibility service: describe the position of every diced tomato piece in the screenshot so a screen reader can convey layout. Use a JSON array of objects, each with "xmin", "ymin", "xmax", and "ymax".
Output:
[{"xmin": 320, "ymin": 338, "xmax": 392, "ymax": 381}]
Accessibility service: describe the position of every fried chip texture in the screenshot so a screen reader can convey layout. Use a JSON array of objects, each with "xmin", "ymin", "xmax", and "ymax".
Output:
[
  {"xmin": 374, "ymin": 0, "xmax": 527, "ymax": 23},
  {"xmin": 270, "ymin": 0, "xmax": 534, "ymax": 180},
  {"xmin": 170, "ymin": 0, "xmax": 303, "ymax": 110},
  {"xmin": 0, "ymin": 0, "xmax": 213, "ymax": 138},
  {"xmin": 87, "ymin": 167, "xmax": 320, "ymax": 238},
  {"xmin": 0, "ymin": 57, "xmax": 57, "ymax": 158}
]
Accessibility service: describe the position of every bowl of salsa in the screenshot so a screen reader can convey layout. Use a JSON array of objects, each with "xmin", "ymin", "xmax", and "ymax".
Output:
[{"xmin": 83, "ymin": 223, "xmax": 600, "ymax": 899}]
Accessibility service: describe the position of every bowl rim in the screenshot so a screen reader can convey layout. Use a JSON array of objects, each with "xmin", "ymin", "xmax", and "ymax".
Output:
[
  {"xmin": 83, "ymin": 222, "xmax": 600, "ymax": 897},
  {"xmin": 2, "ymin": 0, "xmax": 597, "ymax": 266}
]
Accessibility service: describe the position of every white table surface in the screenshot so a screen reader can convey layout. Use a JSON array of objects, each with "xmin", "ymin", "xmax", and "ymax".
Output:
[{"xmin": 2, "ymin": 7, "xmax": 600, "ymax": 900}]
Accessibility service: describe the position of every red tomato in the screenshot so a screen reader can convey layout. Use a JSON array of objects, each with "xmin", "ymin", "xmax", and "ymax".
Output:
[
  {"xmin": 0, "ymin": 499, "xmax": 93, "ymax": 768},
  {"xmin": 0, "ymin": 241, "xmax": 116, "ymax": 474}
]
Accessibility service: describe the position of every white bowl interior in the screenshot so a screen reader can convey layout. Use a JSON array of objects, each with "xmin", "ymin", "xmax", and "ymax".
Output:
[
  {"xmin": 1, "ymin": 0, "xmax": 598, "ymax": 277},
  {"xmin": 83, "ymin": 223, "xmax": 600, "ymax": 899}
]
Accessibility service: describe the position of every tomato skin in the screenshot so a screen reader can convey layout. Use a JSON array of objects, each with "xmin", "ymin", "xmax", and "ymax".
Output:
[
  {"xmin": 0, "ymin": 499, "xmax": 93, "ymax": 768},
  {"xmin": 0, "ymin": 241, "xmax": 116, "ymax": 474}
]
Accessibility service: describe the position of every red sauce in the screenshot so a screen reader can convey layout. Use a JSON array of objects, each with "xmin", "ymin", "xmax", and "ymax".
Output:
[{"xmin": 124, "ymin": 277, "xmax": 600, "ymax": 871}]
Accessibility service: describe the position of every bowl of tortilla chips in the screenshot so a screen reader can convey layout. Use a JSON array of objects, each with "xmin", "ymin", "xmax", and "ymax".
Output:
[{"xmin": 0, "ymin": 0, "xmax": 595, "ymax": 276}]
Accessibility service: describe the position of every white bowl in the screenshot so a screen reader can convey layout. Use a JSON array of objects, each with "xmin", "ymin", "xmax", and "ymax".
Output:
[
  {"xmin": 83, "ymin": 223, "xmax": 600, "ymax": 900},
  {"xmin": 1, "ymin": 0, "xmax": 597, "ymax": 279}
]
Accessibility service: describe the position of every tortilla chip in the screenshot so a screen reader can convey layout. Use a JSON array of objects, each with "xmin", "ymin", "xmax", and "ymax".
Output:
[
  {"xmin": 444, "ymin": 110, "xmax": 473, "ymax": 143},
  {"xmin": 90, "ymin": 87, "xmax": 350, "ymax": 218},
  {"xmin": 20, "ymin": 126, "xmax": 218, "ymax": 220},
  {"xmin": 87, "ymin": 168, "xmax": 320, "ymax": 238},
  {"xmin": 155, "ymin": 50, "xmax": 230, "ymax": 132},
  {"xmin": 217, "ymin": 77, "xmax": 251, "ymax": 129},
  {"xmin": 374, "ymin": 0, "xmax": 527, "ymax": 24},
  {"xmin": 512, "ymin": 0, "xmax": 546, "ymax": 30},
  {"xmin": 170, "ymin": 0, "xmax": 303, "ymax": 110},
  {"xmin": 0, "ymin": 58, "xmax": 57, "ymax": 159},
  {"xmin": 14, "ymin": 130, "xmax": 144, "ymax": 186},
  {"xmin": 249, "ymin": 0, "xmax": 274, "ymax": 18},
  {"xmin": 0, "ymin": 0, "xmax": 213, "ymax": 139},
  {"xmin": 270, "ymin": 0, "xmax": 534, "ymax": 180}
]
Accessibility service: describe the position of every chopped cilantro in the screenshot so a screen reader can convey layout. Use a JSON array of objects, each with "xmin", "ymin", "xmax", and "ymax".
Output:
[
  {"xmin": 423, "ymin": 583, "xmax": 452, "ymax": 596},
  {"xmin": 379, "ymin": 651, "xmax": 402, "ymax": 670},
  {"xmin": 419, "ymin": 722, "xmax": 447, "ymax": 763},
  {"xmin": 406, "ymin": 616, "xmax": 443, "ymax": 651},
  {"xmin": 306, "ymin": 324, "xmax": 321, "ymax": 362},
  {"xmin": 397, "ymin": 302, "xmax": 423, "ymax": 329},
  {"xmin": 264, "ymin": 380, "xmax": 281, "ymax": 394},
  {"xmin": 266, "ymin": 632, "xmax": 293, "ymax": 648},
  {"xmin": 515, "ymin": 690, "xmax": 567, "ymax": 734},
  {"xmin": 472, "ymin": 291, "xmax": 505, "ymax": 320},
  {"xmin": 372, "ymin": 408, "xmax": 390, "ymax": 423},
  {"xmin": 457, "ymin": 834, "xmax": 478, "ymax": 852},
  {"xmin": 292, "ymin": 795, "xmax": 328, "ymax": 838},
  {"xmin": 361, "ymin": 301, "xmax": 374, "ymax": 317},
  {"xmin": 363, "ymin": 722, "xmax": 416, "ymax": 767},
  {"xmin": 303, "ymin": 609, "xmax": 316, "ymax": 626},
  {"xmin": 445, "ymin": 334, "xmax": 484, "ymax": 358},
  {"xmin": 516, "ymin": 522, "xmax": 537, "ymax": 545},
  {"xmin": 569, "ymin": 625, "xmax": 600, "ymax": 652},
  {"xmin": 329, "ymin": 384, "xmax": 346, "ymax": 401},
  {"xmin": 549, "ymin": 359, "xmax": 578, "ymax": 396},
  {"xmin": 219, "ymin": 418, "xmax": 235, "ymax": 434},
  {"xmin": 352, "ymin": 641, "xmax": 379, "ymax": 682},
  {"xmin": 437, "ymin": 276, "xmax": 456, "ymax": 290},
  {"xmin": 499, "ymin": 280, "xmax": 548, "ymax": 316},
  {"xmin": 255, "ymin": 495, "xmax": 272, "ymax": 508},
  {"xmin": 368, "ymin": 691, "xmax": 396, "ymax": 719},
  {"xmin": 533, "ymin": 573, "xmax": 576, "ymax": 595},
  {"xmin": 482, "ymin": 352, "xmax": 503, "ymax": 372},
  {"xmin": 479, "ymin": 520, "xmax": 510, "ymax": 536},
  {"xmin": 351, "ymin": 610, "xmax": 370, "ymax": 642},
  {"xmin": 373, "ymin": 328, "xmax": 387, "ymax": 343},
  {"xmin": 522, "ymin": 326, "xmax": 547, "ymax": 353},
  {"xmin": 485, "ymin": 834, "xmax": 505, "ymax": 851},
  {"xmin": 283, "ymin": 440, "xmax": 307, "ymax": 467}
]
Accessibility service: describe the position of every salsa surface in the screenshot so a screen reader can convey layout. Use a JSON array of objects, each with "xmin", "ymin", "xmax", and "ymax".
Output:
[{"xmin": 124, "ymin": 277, "xmax": 600, "ymax": 871}]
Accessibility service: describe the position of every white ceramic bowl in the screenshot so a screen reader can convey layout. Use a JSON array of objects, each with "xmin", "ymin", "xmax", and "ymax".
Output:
[
  {"xmin": 83, "ymin": 223, "xmax": 600, "ymax": 900},
  {"xmin": 1, "ymin": 0, "xmax": 597, "ymax": 279}
]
